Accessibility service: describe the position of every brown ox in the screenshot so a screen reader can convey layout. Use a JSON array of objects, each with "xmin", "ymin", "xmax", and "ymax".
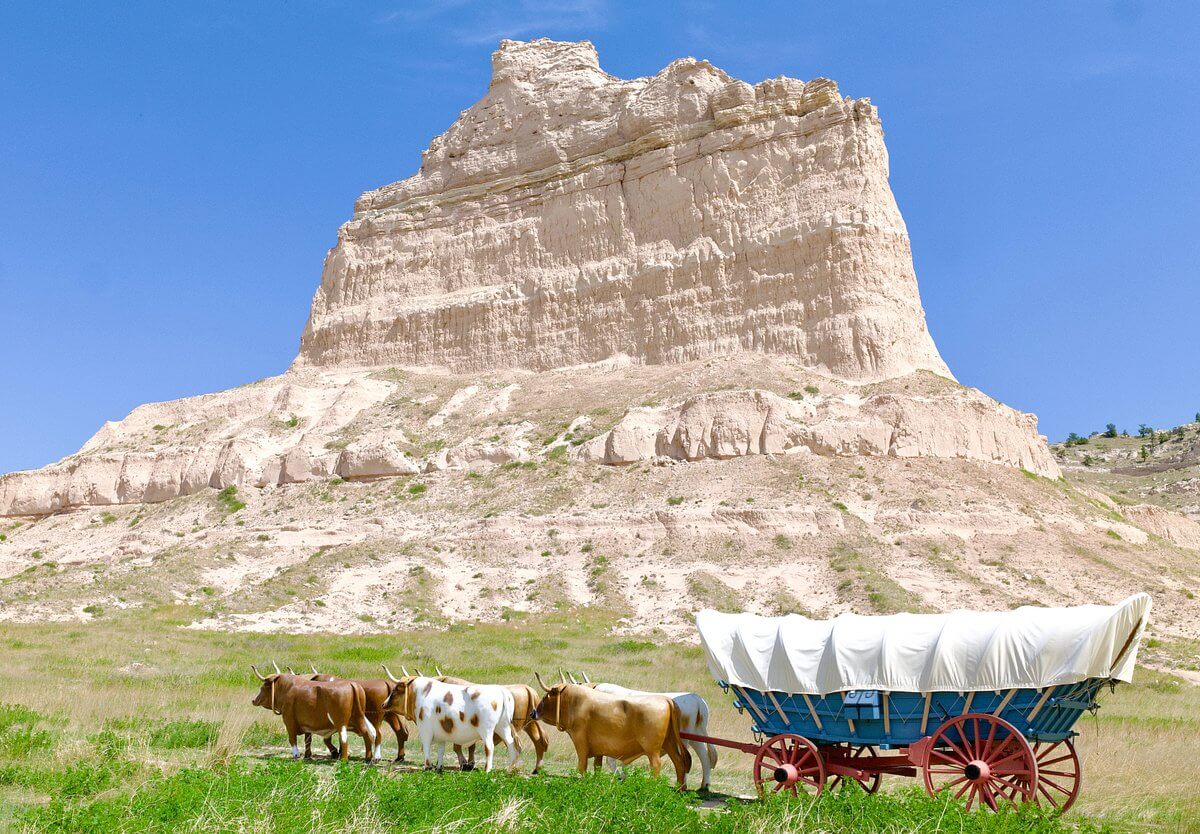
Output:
[
  {"xmin": 381, "ymin": 665, "xmax": 549, "ymax": 773},
  {"xmin": 250, "ymin": 666, "xmax": 375, "ymax": 762},
  {"xmin": 308, "ymin": 665, "xmax": 409, "ymax": 763},
  {"xmin": 532, "ymin": 676, "xmax": 691, "ymax": 788}
]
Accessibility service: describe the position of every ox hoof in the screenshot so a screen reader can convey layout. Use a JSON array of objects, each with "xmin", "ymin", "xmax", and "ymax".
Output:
[
  {"xmin": 395, "ymin": 756, "xmax": 406, "ymax": 763},
  {"xmin": 461, "ymin": 763, "xmax": 475, "ymax": 772}
]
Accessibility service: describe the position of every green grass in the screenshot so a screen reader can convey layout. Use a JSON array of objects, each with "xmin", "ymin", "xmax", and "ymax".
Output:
[{"xmin": 15, "ymin": 761, "xmax": 1098, "ymax": 834}]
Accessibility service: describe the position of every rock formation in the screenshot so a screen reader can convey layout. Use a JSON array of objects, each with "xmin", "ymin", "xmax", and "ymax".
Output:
[{"xmin": 296, "ymin": 39, "xmax": 950, "ymax": 382}]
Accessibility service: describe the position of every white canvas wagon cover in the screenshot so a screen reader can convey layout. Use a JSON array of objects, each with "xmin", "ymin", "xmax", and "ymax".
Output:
[{"xmin": 696, "ymin": 593, "xmax": 1151, "ymax": 695}]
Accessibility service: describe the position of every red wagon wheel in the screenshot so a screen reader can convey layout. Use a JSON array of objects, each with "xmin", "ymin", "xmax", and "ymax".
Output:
[
  {"xmin": 826, "ymin": 743, "xmax": 882, "ymax": 794},
  {"xmin": 922, "ymin": 713, "xmax": 1038, "ymax": 811},
  {"xmin": 1027, "ymin": 739, "xmax": 1082, "ymax": 812},
  {"xmin": 752, "ymin": 733, "xmax": 825, "ymax": 797}
]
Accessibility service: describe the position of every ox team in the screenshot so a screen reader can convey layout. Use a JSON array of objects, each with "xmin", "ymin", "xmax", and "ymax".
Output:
[{"xmin": 251, "ymin": 664, "xmax": 714, "ymax": 789}]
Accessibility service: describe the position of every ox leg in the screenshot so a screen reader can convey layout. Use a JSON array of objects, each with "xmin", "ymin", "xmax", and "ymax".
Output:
[
  {"xmin": 323, "ymin": 736, "xmax": 338, "ymax": 759},
  {"xmin": 688, "ymin": 739, "xmax": 710, "ymax": 791},
  {"xmin": 302, "ymin": 733, "xmax": 313, "ymax": 760},
  {"xmin": 646, "ymin": 750, "xmax": 663, "ymax": 780},
  {"xmin": 665, "ymin": 743, "xmax": 688, "ymax": 791},
  {"xmin": 498, "ymin": 724, "xmax": 519, "ymax": 773},
  {"xmin": 339, "ymin": 726, "xmax": 349, "ymax": 761},
  {"xmin": 436, "ymin": 742, "xmax": 447, "ymax": 773},
  {"xmin": 573, "ymin": 738, "xmax": 591, "ymax": 776},
  {"xmin": 592, "ymin": 756, "xmax": 603, "ymax": 773},
  {"xmin": 361, "ymin": 720, "xmax": 376, "ymax": 764},
  {"xmin": 482, "ymin": 735, "xmax": 496, "ymax": 773},
  {"xmin": 420, "ymin": 727, "xmax": 434, "ymax": 770},
  {"xmin": 287, "ymin": 726, "xmax": 300, "ymax": 761},
  {"xmin": 526, "ymin": 721, "xmax": 547, "ymax": 774},
  {"xmin": 390, "ymin": 715, "xmax": 407, "ymax": 762}
]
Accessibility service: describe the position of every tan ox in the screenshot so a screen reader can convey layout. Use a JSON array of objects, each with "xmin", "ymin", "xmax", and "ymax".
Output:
[
  {"xmin": 382, "ymin": 665, "xmax": 549, "ymax": 773},
  {"xmin": 308, "ymin": 665, "xmax": 409, "ymax": 763},
  {"xmin": 250, "ymin": 666, "xmax": 375, "ymax": 762},
  {"xmin": 532, "ymin": 676, "xmax": 691, "ymax": 788}
]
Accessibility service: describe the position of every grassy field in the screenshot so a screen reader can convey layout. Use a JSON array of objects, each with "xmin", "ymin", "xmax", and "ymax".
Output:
[{"xmin": 0, "ymin": 605, "xmax": 1195, "ymax": 832}]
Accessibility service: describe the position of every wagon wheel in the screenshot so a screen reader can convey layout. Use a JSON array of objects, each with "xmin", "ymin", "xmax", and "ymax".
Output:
[
  {"xmin": 826, "ymin": 744, "xmax": 882, "ymax": 794},
  {"xmin": 752, "ymin": 733, "xmax": 825, "ymax": 797},
  {"xmin": 1017, "ymin": 739, "xmax": 1081, "ymax": 812},
  {"xmin": 922, "ymin": 713, "xmax": 1037, "ymax": 811}
]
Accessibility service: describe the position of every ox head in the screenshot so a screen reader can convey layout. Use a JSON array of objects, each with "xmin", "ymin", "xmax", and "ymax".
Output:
[
  {"xmin": 250, "ymin": 664, "xmax": 282, "ymax": 709},
  {"xmin": 531, "ymin": 671, "xmax": 572, "ymax": 729},
  {"xmin": 380, "ymin": 664, "xmax": 420, "ymax": 719}
]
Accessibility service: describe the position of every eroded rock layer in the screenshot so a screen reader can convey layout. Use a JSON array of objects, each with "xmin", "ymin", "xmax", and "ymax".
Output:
[{"xmin": 296, "ymin": 39, "xmax": 950, "ymax": 381}]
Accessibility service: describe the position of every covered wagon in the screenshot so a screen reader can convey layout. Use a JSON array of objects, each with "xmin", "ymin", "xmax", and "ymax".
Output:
[{"xmin": 689, "ymin": 593, "xmax": 1151, "ymax": 811}]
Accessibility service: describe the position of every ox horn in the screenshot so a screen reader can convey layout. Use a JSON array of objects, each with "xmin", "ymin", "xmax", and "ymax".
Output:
[
  {"xmin": 568, "ymin": 671, "xmax": 579, "ymax": 685},
  {"xmin": 401, "ymin": 665, "xmax": 410, "ymax": 676},
  {"xmin": 272, "ymin": 661, "xmax": 282, "ymax": 675},
  {"xmin": 286, "ymin": 666, "xmax": 296, "ymax": 675},
  {"xmin": 310, "ymin": 663, "xmax": 319, "ymax": 675},
  {"xmin": 558, "ymin": 669, "xmax": 567, "ymax": 684},
  {"xmin": 382, "ymin": 664, "xmax": 401, "ymax": 683},
  {"xmin": 435, "ymin": 665, "xmax": 444, "ymax": 676},
  {"xmin": 581, "ymin": 671, "xmax": 591, "ymax": 684},
  {"xmin": 534, "ymin": 671, "xmax": 551, "ymax": 693},
  {"xmin": 251, "ymin": 664, "xmax": 267, "ymax": 682}
]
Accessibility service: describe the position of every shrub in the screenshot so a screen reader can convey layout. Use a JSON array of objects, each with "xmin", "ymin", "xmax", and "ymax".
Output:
[
  {"xmin": 407, "ymin": 483, "xmax": 427, "ymax": 496},
  {"xmin": 216, "ymin": 486, "xmax": 245, "ymax": 514},
  {"xmin": 666, "ymin": 496, "xmax": 685, "ymax": 506}
]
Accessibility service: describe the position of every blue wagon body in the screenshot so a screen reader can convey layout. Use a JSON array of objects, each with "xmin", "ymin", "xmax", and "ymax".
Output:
[{"xmin": 722, "ymin": 678, "xmax": 1105, "ymax": 747}]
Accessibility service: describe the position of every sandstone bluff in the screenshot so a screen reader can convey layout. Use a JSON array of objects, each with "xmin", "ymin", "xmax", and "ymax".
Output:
[{"xmin": 1, "ymin": 41, "xmax": 1194, "ymax": 643}]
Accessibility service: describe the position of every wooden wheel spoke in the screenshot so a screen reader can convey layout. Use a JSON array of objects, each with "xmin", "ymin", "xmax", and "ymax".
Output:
[
  {"xmin": 930, "ymin": 749, "xmax": 964, "ymax": 766},
  {"xmin": 979, "ymin": 782, "xmax": 999, "ymax": 811},
  {"xmin": 1038, "ymin": 768, "xmax": 1077, "ymax": 778},
  {"xmin": 965, "ymin": 784, "xmax": 978, "ymax": 811},
  {"xmin": 980, "ymin": 716, "xmax": 999, "ymax": 759},
  {"xmin": 1037, "ymin": 781, "xmax": 1062, "ymax": 807},
  {"xmin": 954, "ymin": 781, "xmax": 972, "ymax": 799},
  {"xmin": 1038, "ymin": 752, "xmax": 1074, "ymax": 767}
]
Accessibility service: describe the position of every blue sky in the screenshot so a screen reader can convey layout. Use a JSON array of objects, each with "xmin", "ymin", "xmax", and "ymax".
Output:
[{"xmin": 1, "ymin": 1, "xmax": 1197, "ymax": 474}]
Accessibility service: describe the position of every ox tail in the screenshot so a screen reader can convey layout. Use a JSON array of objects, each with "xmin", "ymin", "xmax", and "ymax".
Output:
[
  {"xmin": 667, "ymin": 701, "xmax": 692, "ymax": 775},
  {"xmin": 517, "ymin": 684, "xmax": 539, "ymax": 726},
  {"xmin": 351, "ymin": 683, "xmax": 376, "ymax": 743}
]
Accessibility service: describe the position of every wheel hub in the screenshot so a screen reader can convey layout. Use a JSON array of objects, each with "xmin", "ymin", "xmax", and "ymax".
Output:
[
  {"xmin": 773, "ymin": 763, "xmax": 799, "ymax": 785},
  {"xmin": 964, "ymin": 760, "xmax": 991, "ymax": 783}
]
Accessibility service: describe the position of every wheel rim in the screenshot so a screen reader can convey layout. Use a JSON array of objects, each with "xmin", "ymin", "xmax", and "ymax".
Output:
[
  {"xmin": 827, "ymin": 744, "xmax": 882, "ymax": 794},
  {"xmin": 1026, "ymin": 739, "xmax": 1082, "ymax": 812},
  {"xmin": 752, "ymin": 733, "xmax": 825, "ymax": 797},
  {"xmin": 922, "ymin": 713, "xmax": 1038, "ymax": 811}
]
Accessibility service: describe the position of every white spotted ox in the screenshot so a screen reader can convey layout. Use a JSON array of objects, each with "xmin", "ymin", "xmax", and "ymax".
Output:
[
  {"xmin": 576, "ymin": 673, "xmax": 717, "ymax": 790},
  {"xmin": 382, "ymin": 674, "xmax": 519, "ymax": 772}
]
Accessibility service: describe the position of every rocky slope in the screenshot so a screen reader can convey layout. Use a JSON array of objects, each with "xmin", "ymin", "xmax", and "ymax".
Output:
[{"xmin": 2, "ymin": 40, "xmax": 1195, "ymax": 643}]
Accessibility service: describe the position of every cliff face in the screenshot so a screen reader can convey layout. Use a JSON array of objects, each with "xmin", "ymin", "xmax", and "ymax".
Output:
[{"xmin": 296, "ymin": 39, "xmax": 950, "ymax": 381}]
